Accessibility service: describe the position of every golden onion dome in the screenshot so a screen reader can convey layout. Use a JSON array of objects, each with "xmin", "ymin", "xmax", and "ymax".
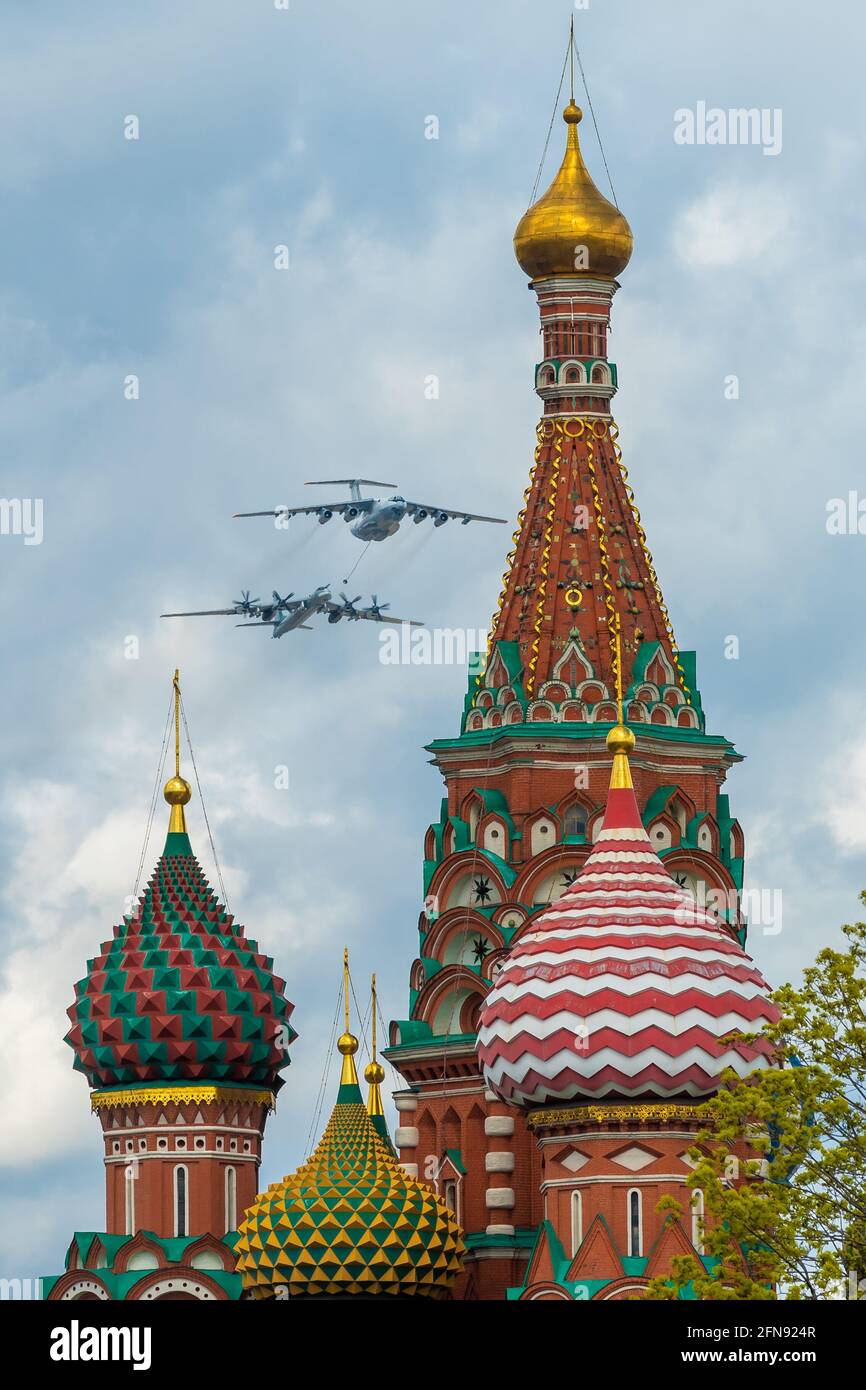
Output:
[
  {"xmin": 514, "ymin": 100, "xmax": 633, "ymax": 281},
  {"xmin": 235, "ymin": 1034, "xmax": 464, "ymax": 1300}
]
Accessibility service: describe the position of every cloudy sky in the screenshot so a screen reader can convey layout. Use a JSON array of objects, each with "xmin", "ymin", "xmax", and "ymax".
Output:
[{"xmin": 1, "ymin": 0, "xmax": 865, "ymax": 1280}]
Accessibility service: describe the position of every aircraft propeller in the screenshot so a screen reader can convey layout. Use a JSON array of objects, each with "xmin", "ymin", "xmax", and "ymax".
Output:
[
  {"xmin": 368, "ymin": 594, "xmax": 390, "ymax": 620},
  {"xmin": 339, "ymin": 592, "xmax": 363, "ymax": 618},
  {"xmin": 233, "ymin": 590, "xmax": 260, "ymax": 615}
]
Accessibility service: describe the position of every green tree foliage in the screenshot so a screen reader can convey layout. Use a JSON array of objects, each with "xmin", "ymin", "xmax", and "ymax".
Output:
[{"xmin": 644, "ymin": 903, "xmax": 866, "ymax": 1300}]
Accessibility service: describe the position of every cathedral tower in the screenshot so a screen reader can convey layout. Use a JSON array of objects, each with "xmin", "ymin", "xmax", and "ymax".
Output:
[
  {"xmin": 386, "ymin": 79, "xmax": 748, "ymax": 1300},
  {"xmin": 477, "ymin": 703, "xmax": 776, "ymax": 1299},
  {"xmin": 46, "ymin": 674, "xmax": 296, "ymax": 1301}
]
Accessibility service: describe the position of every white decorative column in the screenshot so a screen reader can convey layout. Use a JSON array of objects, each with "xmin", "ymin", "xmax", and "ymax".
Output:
[
  {"xmin": 394, "ymin": 1093, "xmax": 419, "ymax": 1179},
  {"xmin": 484, "ymin": 1089, "xmax": 516, "ymax": 1236}
]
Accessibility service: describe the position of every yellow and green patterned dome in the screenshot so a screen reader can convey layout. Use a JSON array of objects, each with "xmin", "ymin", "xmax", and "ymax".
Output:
[{"xmin": 236, "ymin": 965, "xmax": 464, "ymax": 1300}]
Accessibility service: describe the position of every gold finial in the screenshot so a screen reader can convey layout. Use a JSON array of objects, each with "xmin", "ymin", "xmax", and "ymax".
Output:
[
  {"xmin": 606, "ymin": 617, "xmax": 635, "ymax": 788},
  {"xmin": 163, "ymin": 669, "xmax": 192, "ymax": 833},
  {"xmin": 365, "ymin": 972, "xmax": 386, "ymax": 1117},
  {"xmin": 338, "ymin": 947, "xmax": 359, "ymax": 1086}
]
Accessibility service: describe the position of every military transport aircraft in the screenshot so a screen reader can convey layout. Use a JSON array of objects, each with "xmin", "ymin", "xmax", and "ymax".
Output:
[
  {"xmin": 161, "ymin": 585, "xmax": 421, "ymax": 640},
  {"xmin": 234, "ymin": 479, "xmax": 507, "ymax": 544}
]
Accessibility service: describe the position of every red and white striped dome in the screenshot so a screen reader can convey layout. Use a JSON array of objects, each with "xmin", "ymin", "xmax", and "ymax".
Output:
[{"xmin": 478, "ymin": 738, "xmax": 777, "ymax": 1108}]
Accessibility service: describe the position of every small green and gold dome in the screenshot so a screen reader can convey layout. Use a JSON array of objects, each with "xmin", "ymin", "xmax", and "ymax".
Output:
[{"xmin": 236, "ymin": 1008, "xmax": 464, "ymax": 1300}]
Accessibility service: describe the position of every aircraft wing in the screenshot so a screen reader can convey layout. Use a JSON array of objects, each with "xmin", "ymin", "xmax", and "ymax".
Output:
[
  {"xmin": 234, "ymin": 499, "xmax": 373, "ymax": 519},
  {"xmin": 235, "ymin": 621, "xmax": 277, "ymax": 628},
  {"xmin": 367, "ymin": 612, "xmax": 424, "ymax": 626},
  {"xmin": 161, "ymin": 608, "xmax": 241, "ymax": 618},
  {"xmin": 324, "ymin": 600, "xmax": 422, "ymax": 627},
  {"xmin": 403, "ymin": 502, "xmax": 507, "ymax": 524}
]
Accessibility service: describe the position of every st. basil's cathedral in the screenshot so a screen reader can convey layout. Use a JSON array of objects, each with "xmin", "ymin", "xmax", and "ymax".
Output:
[{"xmin": 43, "ymin": 71, "xmax": 779, "ymax": 1303}]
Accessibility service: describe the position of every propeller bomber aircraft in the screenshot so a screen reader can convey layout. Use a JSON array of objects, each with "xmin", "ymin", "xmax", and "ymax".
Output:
[
  {"xmin": 161, "ymin": 585, "xmax": 421, "ymax": 640},
  {"xmin": 234, "ymin": 478, "xmax": 507, "ymax": 544}
]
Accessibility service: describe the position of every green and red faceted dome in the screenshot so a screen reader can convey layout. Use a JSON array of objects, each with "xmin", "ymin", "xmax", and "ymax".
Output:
[{"xmin": 65, "ymin": 769, "xmax": 296, "ymax": 1094}]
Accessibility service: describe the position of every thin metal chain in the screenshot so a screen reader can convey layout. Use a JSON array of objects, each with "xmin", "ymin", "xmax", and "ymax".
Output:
[
  {"xmin": 130, "ymin": 693, "xmax": 174, "ymax": 906},
  {"xmin": 529, "ymin": 40, "xmax": 570, "ymax": 205},
  {"xmin": 178, "ymin": 695, "xmax": 230, "ymax": 911},
  {"xmin": 305, "ymin": 980, "xmax": 343, "ymax": 1156},
  {"xmin": 572, "ymin": 36, "xmax": 620, "ymax": 208}
]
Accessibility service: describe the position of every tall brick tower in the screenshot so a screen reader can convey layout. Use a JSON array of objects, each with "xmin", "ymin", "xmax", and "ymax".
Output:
[
  {"xmin": 386, "ymin": 87, "xmax": 747, "ymax": 1300},
  {"xmin": 47, "ymin": 674, "xmax": 296, "ymax": 1301}
]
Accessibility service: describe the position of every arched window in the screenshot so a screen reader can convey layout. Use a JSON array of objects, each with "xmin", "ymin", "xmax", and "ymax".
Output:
[
  {"xmin": 465, "ymin": 798, "xmax": 481, "ymax": 841},
  {"xmin": 443, "ymin": 1179, "xmax": 460, "ymax": 1223},
  {"xmin": 570, "ymin": 1191, "xmax": 583, "ymax": 1257},
  {"xmin": 628, "ymin": 1188, "xmax": 642, "ymax": 1257},
  {"xmin": 691, "ymin": 1191, "xmax": 705, "ymax": 1256},
  {"xmin": 174, "ymin": 1165, "xmax": 188, "ymax": 1239},
  {"xmin": 225, "ymin": 1166, "xmax": 237, "ymax": 1234},
  {"xmin": 124, "ymin": 1163, "xmax": 136, "ymax": 1236},
  {"xmin": 563, "ymin": 804, "xmax": 588, "ymax": 839}
]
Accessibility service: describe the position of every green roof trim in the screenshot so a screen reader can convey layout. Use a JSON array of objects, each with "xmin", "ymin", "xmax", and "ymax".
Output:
[
  {"xmin": 447, "ymin": 816, "xmax": 471, "ymax": 852},
  {"xmin": 42, "ymin": 1229, "xmax": 245, "ymax": 1300},
  {"xmin": 419, "ymin": 956, "xmax": 442, "ymax": 981},
  {"xmin": 445, "ymin": 1148, "xmax": 467, "ymax": 1175},
  {"xmin": 464, "ymin": 1226, "xmax": 538, "ymax": 1251},
  {"xmin": 388, "ymin": 1020, "xmax": 434, "ymax": 1047},
  {"xmin": 90, "ymin": 1078, "xmax": 272, "ymax": 1099},
  {"xmin": 384, "ymin": 1028, "xmax": 476, "ymax": 1056},
  {"xmin": 642, "ymin": 785, "xmax": 679, "ymax": 822},
  {"xmin": 430, "ymin": 722, "xmax": 739, "ymax": 757}
]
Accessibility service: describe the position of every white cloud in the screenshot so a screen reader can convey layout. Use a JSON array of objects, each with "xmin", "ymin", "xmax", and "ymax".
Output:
[
  {"xmin": 821, "ymin": 742, "xmax": 866, "ymax": 854},
  {"xmin": 672, "ymin": 181, "xmax": 793, "ymax": 269}
]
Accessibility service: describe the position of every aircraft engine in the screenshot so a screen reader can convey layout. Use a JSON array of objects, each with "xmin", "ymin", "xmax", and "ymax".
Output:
[
  {"xmin": 318, "ymin": 509, "xmax": 334, "ymax": 524},
  {"xmin": 413, "ymin": 509, "xmax": 428, "ymax": 524},
  {"xmin": 327, "ymin": 610, "xmax": 343, "ymax": 623},
  {"xmin": 344, "ymin": 507, "xmax": 359, "ymax": 519},
  {"xmin": 434, "ymin": 511, "xmax": 449, "ymax": 526}
]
